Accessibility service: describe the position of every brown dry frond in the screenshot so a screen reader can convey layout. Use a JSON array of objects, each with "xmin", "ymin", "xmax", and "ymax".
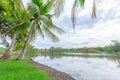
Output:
[{"xmin": 92, "ymin": 0, "xmax": 97, "ymax": 18}]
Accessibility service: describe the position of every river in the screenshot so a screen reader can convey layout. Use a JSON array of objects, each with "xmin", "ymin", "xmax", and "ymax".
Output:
[{"xmin": 34, "ymin": 55, "xmax": 120, "ymax": 80}]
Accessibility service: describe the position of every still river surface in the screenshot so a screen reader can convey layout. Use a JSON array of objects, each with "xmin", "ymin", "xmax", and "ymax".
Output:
[{"xmin": 34, "ymin": 54, "xmax": 120, "ymax": 80}]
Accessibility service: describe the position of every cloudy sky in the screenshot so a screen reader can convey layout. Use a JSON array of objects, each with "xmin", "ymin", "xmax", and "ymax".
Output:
[{"xmin": 22, "ymin": 0, "xmax": 120, "ymax": 49}]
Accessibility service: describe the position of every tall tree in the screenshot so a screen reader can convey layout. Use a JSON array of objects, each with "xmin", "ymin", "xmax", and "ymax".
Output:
[
  {"xmin": 0, "ymin": 0, "xmax": 30, "ymax": 60},
  {"xmin": 16, "ymin": 0, "xmax": 64, "ymax": 60}
]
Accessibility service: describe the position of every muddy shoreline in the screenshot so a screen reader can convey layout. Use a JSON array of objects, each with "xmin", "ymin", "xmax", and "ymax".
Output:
[{"xmin": 30, "ymin": 61, "xmax": 75, "ymax": 80}]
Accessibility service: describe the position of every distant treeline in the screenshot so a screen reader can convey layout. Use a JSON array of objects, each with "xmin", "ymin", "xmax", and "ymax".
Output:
[
  {"xmin": 1, "ymin": 40, "xmax": 120, "ymax": 56},
  {"xmin": 40, "ymin": 40, "xmax": 120, "ymax": 54}
]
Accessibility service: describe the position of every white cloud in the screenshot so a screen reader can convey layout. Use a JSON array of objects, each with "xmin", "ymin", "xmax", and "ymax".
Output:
[{"xmin": 22, "ymin": 0, "xmax": 120, "ymax": 48}]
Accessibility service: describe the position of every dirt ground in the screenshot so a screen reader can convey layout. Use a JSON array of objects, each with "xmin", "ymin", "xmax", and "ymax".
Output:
[{"xmin": 30, "ymin": 61, "xmax": 75, "ymax": 80}]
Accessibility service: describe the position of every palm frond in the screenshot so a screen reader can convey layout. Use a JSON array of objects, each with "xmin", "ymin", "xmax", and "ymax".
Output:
[
  {"xmin": 52, "ymin": 0, "xmax": 65, "ymax": 17},
  {"xmin": 92, "ymin": 0, "xmax": 97, "ymax": 18},
  {"xmin": 0, "ymin": 5, "xmax": 5, "ymax": 13},
  {"xmin": 40, "ymin": 15, "xmax": 64, "ymax": 34},
  {"xmin": 36, "ymin": 21, "xmax": 44, "ymax": 39},
  {"xmin": 0, "ymin": 0, "xmax": 28, "ymax": 22},
  {"xmin": 27, "ymin": 3, "xmax": 40, "ymax": 17},
  {"xmin": 17, "ymin": 0, "xmax": 29, "ymax": 21},
  {"xmin": 15, "ymin": 33, "xmax": 27, "ymax": 50},
  {"xmin": 71, "ymin": 0, "xmax": 85, "ymax": 30},
  {"xmin": 40, "ymin": 1, "xmax": 52, "ymax": 15},
  {"xmin": 71, "ymin": 0, "xmax": 79, "ymax": 30},
  {"xmin": 5, "ymin": 21, "xmax": 30, "ymax": 35},
  {"xmin": 79, "ymin": 0, "xmax": 85, "ymax": 7},
  {"xmin": 32, "ymin": 0, "xmax": 43, "ymax": 7},
  {"xmin": 30, "ymin": 26, "xmax": 36, "ymax": 42},
  {"xmin": 17, "ymin": 22, "xmax": 30, "ymax": 34},
  {"xmin": 43, "ymin": 24, "xmax": 59, "ymax": 42}
]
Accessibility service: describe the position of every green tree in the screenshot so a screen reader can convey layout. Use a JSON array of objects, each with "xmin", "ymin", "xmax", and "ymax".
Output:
[
  {"xmin": 16, "ymin": 0, "xmax": 64, "ymax": 60},
  {"xmin": 0, "ymin": 0, "xmax": 29, "ymax": 60}
]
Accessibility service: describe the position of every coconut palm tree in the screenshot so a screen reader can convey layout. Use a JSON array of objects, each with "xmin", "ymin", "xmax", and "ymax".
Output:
[
  {"xmin": 0, "ymin": 0, "xmax": 30, "ymax": 60},
  {"xmin": 16, "ymin": 0, "xmax": 64, "ymax": 60}
]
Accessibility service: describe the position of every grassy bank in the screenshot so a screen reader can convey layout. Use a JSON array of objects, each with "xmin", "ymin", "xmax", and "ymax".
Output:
[{"xmin": 0, "ymin": 60, "xmax": 52, "ymax": 80}]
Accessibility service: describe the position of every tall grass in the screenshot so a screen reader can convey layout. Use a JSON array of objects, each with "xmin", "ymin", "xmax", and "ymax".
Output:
[{"xmin": 0, "ymin": 60, "xmax": 52, "ymax": 80}]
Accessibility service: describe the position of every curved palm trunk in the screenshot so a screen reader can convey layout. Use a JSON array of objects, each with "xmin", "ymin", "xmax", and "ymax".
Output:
[
  {"xmin": 16, "ymin": 21, "xmax": 36, "ymax": 60},
  {"xmin": 0, "ymin": 31, "xmax": 17, "ymax": 60}
]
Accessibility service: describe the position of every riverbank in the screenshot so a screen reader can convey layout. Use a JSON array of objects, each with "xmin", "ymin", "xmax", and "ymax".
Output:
[
  {"xmin": 30, "ymin": 61, "xmax": 75, "ymax": 80},
  {"xmin": 0, "ymin": 59, "xmax": 52, "ymax": 80}
]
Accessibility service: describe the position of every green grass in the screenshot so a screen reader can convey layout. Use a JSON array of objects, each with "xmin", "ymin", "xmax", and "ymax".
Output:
[{"xmin": 0, "ymin": 60, "xmax": 52, "ymax": 80}]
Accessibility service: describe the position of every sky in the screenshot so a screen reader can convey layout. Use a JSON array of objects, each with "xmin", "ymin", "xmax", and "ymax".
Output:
[{"xmin": 3, "ymin": 0, "xmax": 120, "ymax": 49}]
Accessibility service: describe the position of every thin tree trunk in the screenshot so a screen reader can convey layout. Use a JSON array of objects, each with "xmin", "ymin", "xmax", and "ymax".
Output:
[
  {"xmin": 16, "ymin": 21, "xmax": 36, "ymax": 60},
  {"xmin": 0, "ymin": 31, "xmax": 17, "ymax": 60}
]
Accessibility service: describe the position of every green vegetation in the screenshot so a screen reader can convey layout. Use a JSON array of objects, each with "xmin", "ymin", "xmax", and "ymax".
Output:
[
  {"xmin": 103, "ymin": 40, "xmax": 120, "ymax": 54},
  {"xmin": 0, "ymin": 0, "xmax": 64, "ymax": 60},
  {"xmin": 0, "ymin": 0, "xmax": 96, "ymax": 60},
  {"xmin": 39, "ymin": 40, "xmax": 120, "ymax": 55},
  {"xmin": 0, "ymin": 48, "xmax": 52, "ymax": 80},
  {"xmin": 0, "ymin": 0, "xmax": 98, "ymax": 80},
  {"xmin": 0, "ymin": 60, "xmax": 52, "ymax": 80}
]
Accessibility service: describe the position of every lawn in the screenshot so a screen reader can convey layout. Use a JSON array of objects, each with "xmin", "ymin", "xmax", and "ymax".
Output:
[{"xmin": 0, "ymin": 59, "xmax": 52, "ymax": 80}]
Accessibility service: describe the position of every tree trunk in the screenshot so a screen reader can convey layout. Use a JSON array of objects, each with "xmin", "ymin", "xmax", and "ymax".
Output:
[
  {"xmin": 0, "ymin": 31, "xmax": 17, "ymax": 60},
  {"xmin": 16, "ymin": 21, "xmax": 36, "ymax": 60}
]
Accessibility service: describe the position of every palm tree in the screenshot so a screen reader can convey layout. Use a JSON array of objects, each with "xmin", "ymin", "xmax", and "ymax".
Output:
[
  {"xmin": 0, "ymin": 0, "xmax": 30, "ymax": 60},
  {"xmin": 16, "ymin": 0, "xmax": 64, "ymax": 60}
]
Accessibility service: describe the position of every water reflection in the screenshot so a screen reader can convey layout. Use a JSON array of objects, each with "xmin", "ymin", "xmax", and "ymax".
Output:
[
  {"xmin": 42, "ymin": 53, "xmax": 120, "ymax": 64},
  {"xmin": 34, "ymin": 54, "xmax": 120, "ymax": 80}
]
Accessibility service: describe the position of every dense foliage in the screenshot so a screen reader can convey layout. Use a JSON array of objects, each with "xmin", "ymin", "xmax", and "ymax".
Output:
[{"xmin": 39, "ymin": 40, "xmax": 120, "ymax": 55}]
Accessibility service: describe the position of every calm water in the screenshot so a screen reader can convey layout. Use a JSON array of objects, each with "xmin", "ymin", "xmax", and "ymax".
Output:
[{"xmin": 34, "ymin": 55, "xmax": 120, "ymax": 80}]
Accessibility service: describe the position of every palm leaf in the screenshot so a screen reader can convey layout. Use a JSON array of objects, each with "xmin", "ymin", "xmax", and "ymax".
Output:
[
  {"xmin": 32, "ymin": 0, "xmax": 43, "ymax": 7},
  {"xmin": 5, "ymin": 21, "xmax": 30, "ymax": 35},
  {"xmin": 92, "ymin": 0, "xmax": 97, "ymax": 18},
  {"xmin": 40, "ymin": 15, "xmax": 64, "ymax": 34},
  {"xmin": 27, "ymin": 3, "xmax": 40, "ymax": 17},
  {"xmin": 36, "ymin": 21, "xmax": 44, "ymax": 39},
  {"xmin": 0, "ymin": 5, "xmax": 5, "ymax": 13},
  {"xmin": 71, "ymin": 0, "xmax": 85, "ymax": 29},
  {"xmin": 43, "ymin": 24, "xmax": 59, "ymax": 42},
  {"xmin": 79, "ymin": 0, "xmax": 85, "ymax": 7},
  {"xmin": 30, "ymin": 25, "xmax": 36, "ymax": 42},
  {"xmin": 39, "ymin": 1, "xmax": 52, "ymax": 15},
  {"xmin": 52, "ymin": 0, "xmax": 65, "ymax": 17},
  {"xmin": 71, "ymin": 0, "xmax": 79, "ymax": 30}
]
